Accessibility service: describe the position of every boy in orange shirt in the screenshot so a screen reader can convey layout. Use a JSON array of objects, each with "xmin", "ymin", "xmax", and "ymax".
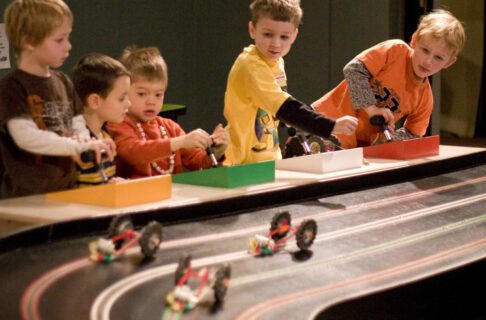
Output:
[
  {"xmin": 108, "ymin": 47, "xmax": 228, "ymax": 179},
  {"xmin": 313, "ymin": 10, "xmax": 465, "ymax": 148}
]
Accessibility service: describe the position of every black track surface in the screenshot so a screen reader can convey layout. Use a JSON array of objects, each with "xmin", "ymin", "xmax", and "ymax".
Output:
[{"xmin": 1, "ymin": 151, "xmax": 486, "ymax": 320}]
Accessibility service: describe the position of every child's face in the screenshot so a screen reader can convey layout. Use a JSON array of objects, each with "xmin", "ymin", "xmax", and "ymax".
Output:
[
  {"xmin": 127, "ymin": 78, "xmax": 167, "ymax": 123},
  {"xmin": 411, "ymin": 35, "xmax": 456, "ymax": 82},
  {"xmin": 28, "ymin": 19, "xmax": 72, "ymax": 69},
  {"xmin": 249, "ymin": 16, "xmax": 298, "ymax": 61},
  {"xmin": 98, "ymin": 75, "xmax": 131, "ymax": 124}
]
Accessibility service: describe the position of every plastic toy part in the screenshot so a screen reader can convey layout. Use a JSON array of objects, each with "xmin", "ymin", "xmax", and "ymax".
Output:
[
  {"xmin": 283, "ymin": 130, "xmax": 342, "ymax": 158},
  {"xmin": 248, "ymin": 211, "xmax": 318, "ymax": 256},
  {"xmin": 165, "ymin": 253, "xmax": 231, "ymax": 314},
  {"xmin": 89, "ymin": 215, "xmax": 163, "ymax": 263}
]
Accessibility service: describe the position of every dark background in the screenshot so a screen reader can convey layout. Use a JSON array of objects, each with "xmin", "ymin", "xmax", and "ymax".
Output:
[{"xmin": 0, "ymin": 0, "xmax": 483, "ymax": 139}]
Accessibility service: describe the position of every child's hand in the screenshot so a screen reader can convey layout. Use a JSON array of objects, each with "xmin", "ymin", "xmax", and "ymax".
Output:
[
  {"xmin": 210, "ymin": 124, "xmax": 228, "ymax": 159},
  {"xmin": 172, "ymin": 129, "xmax": 212, "ymax": 151},
  {"xmin": 88, "ymin": 139, "xmax": 116, "ymax": 164},
  {"xmin": 332, "ymin": 116, "xmax": 358, "ymax": 135},
  {"xmin": 364, "ymin": 105, "xmax": 394, "ymax": 124}
]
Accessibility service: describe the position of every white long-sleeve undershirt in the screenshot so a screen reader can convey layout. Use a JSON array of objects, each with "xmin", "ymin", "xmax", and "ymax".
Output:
[{"xmin": 7, "ymin": 115, "xmax": 91, "ymax": 156}]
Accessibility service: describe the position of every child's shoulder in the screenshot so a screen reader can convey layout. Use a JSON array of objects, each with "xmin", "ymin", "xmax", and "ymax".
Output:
[
  {"xmin": 371, "ymin": 39, "xmax": 410, "ymax": 51},
  {"xmin": 232, "ymin": 45, "xmax": 276, "ymax": 75},
  {"xmin": 360, "ymin": 39, "xmax": 412, "ymax": 59}
]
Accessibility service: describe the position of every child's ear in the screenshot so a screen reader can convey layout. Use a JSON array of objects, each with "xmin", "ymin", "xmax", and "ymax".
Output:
[
  {"xmin": 444, "ymin": 56, "xmax": 457, "ymax": 69},
  {"xmin": 21, "ymin": 36, "xmax": 36, "ymax": 51},
  {"xmin": 86, "ymin": 93, "xmax": 101, "ymax": 110},
  {"xmin": 410, "ymin": 33, "xmax": 417, "ymax": 48},
  {"xmin": 291, "ymin": 28, "xmax": 299, "ymax": 44},
  {"xmin": 248, "ymin": 21, "xmax": 256, "ymax": 40}
]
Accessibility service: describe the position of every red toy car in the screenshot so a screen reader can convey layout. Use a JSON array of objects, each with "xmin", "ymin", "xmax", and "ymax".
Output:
[
  {"xmin": 248, "ymin": 211, "xmax": 317, "ymax": 255},
  {"xmin": 165, "ymin": 253, "xmax": 231, "ymax": 313},
  {"xmin": 89, "ymin": 215, "xmax": 163, "ymax": 262}
]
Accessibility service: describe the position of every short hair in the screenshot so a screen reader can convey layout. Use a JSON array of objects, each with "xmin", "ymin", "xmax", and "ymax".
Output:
[
  {"xmin": 415, "ymin": 9, "xmax": 466, "ymax": 57},
  {"xmin": 119, "ymin": 46, "xmax": 168, "ymax": 84},
  {"xmin": 4, "ymin": 0, "xmax": 73, "ymax": 57},
  {"xmin": 250, "ymin": 0, "xmax": 303, "ymax": 28},
  {"xmin": 72, "ymin": 53, "xmax": 130, "ymax": 105}
]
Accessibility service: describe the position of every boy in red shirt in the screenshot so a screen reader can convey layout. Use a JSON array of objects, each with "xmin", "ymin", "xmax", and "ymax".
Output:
[
  {"xmin": 108, "ymin": 47, "xmax": 228, "ymax": 179},
  {"xmin": 313, "ymin": 10, "xmax": 465, "ymax": 148}
]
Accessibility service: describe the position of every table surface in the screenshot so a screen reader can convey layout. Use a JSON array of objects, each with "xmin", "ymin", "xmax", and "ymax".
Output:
[{"xmin": 0, "ymin": 145, "xmax": 484, "ymax": 233}]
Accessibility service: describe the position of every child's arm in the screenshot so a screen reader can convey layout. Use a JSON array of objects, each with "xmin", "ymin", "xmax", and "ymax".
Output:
[
  {"xmin": 170, "ymin": 128, "xmax": 213, "ymax": 152},
  {"xmin": 108, "ymin": 121, "xmax": 173, "ymax": 166},
  {"xmin": 276, "ymin": 97, "xmax": 357, "ymax": 137},
  {"xmin": 343, "ymin": 58, "xmax": 394, "ymax": 123},
  {"xmin": 7, "ymin": 118, "xmax": 113, "ymax": 163}
]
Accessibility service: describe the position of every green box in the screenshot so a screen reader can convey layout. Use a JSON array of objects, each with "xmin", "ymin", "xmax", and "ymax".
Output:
[{"xmin": 172, "ymin": 161, "xmax": 275, "ymax": 188}]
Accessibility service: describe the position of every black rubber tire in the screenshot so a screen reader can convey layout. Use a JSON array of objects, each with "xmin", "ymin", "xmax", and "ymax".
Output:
[
  {"xmin": 296, "ymin": 219, "xmax": 317, "ymax": 250},
  {"xmin": 107, "ymin": 215, "xmax": 133, "ymax": 249},
  {"xmin": 174, "ymin": 252, "xmax": 192, "ymax": 285},
  {"xmin": 270, "ymin": 211, "xmax": 292, "ymax": 241},
  {"xmin": 214, "ymin": 263, "xmax": 231, "ymax": 303},
  {"xmin": 139, "ymin": 221, "xmax": 163, "ymax": 257},
  {"xmin": 283, "ymin": 136, "xmax": 306, "ymax": 158}
]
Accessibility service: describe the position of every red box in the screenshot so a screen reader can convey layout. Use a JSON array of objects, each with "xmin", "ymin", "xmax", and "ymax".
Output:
[{"xmin": 363, "ymin": 135, "xmax": 439, "ymax": 160}]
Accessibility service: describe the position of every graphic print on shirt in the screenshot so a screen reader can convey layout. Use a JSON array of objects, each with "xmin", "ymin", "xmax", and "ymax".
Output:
[
  {"xmin": 251, "ymin": 71, "xmax": 287, "ymax": 153},
  {"xmin": 371, "ymin": 79, "xmax": 401, "ymax": 114},
  {"xmin": 28, "ymin": 94, "xmax": 73, "ymax": 136},
  {"xmin": 252, "ymin": 108, "xmax": 279, "ymax": 152}
]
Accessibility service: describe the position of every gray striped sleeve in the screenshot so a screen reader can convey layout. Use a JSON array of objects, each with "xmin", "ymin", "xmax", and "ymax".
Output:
[{"xmin": 343, "ymin": 58, "xmax": 376, "ymax": 110}]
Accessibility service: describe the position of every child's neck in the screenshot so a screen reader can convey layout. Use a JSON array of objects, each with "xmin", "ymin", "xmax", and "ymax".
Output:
[
  {"xmin": 83, "ymin": 113, "xmax": 104, "ymax": 139},
  {"xmin": 18, "ymin": 55, "xmax": 51, "ymax": 77}
]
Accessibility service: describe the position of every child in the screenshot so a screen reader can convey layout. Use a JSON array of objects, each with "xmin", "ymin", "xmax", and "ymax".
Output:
[
  {"xmin": 107, "ymin": 47, "xmax": 228, "ymax": 179},
  {"xmin": 223, "ymin": 0, "xmax": 357, "ymax": 165},
  {"xmin": 72, "ymin": 53, "xmax": 131, "ymax": 186},
  {"xmin": 313, "ymin": 9, "xmax": 466, "ymax": 148},
  {"xmin": 0, "ymin": 0, "xmax": 113, "ymax": 198}
]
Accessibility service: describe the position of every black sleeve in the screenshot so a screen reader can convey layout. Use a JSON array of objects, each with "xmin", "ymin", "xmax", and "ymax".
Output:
[{"xmin": 276, "ymin": 96, "xmax": 335, "ymax": 139}]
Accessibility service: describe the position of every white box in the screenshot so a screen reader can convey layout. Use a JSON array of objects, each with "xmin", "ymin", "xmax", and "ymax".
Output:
[{"xmin": 276, "ymin": 148, "xmax": 363, "ymax": 174}]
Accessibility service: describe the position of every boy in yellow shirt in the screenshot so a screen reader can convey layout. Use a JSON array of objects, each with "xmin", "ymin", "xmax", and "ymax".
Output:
[{"xmin": 224, "ymin": 0, "xmax": 357, "ymax": 165}]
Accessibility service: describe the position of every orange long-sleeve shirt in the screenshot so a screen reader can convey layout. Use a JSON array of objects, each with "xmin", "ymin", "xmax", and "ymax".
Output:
[{"xmin": 108, "ymin": 115, "xmax": 213, "ymax": 179}]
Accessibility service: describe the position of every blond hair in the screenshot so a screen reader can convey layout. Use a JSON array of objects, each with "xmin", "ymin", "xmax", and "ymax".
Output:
[
  {"xmin": 4, "ymin": 0, "xmax": 73, "ymax": 57},
  {"xmin": 415, "ymin": 9, "xmax": 466, "ymax": 57},
  {"xmin": 119, "ymin": 46, "xmax": 168, "ymax": 84},
  {"xmin": 250, "ymin": 0, "xmax": 303, "ymax": 28}
]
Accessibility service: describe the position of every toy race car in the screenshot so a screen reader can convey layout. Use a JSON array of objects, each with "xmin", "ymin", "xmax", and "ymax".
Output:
[
  {"xmin": 283, "ymin": 127, "xmax": 342, "ymax": 158},
  {"xmin": 248, "ymin": 211, "xmax": 317, "ymax": 256},
  {"xmin": 165, "ymin": 253, "xmax": 231, "ymax": 313},
  {"xmin": 89, "ymin": 215, "xmax": 163, "ymax": 263}
]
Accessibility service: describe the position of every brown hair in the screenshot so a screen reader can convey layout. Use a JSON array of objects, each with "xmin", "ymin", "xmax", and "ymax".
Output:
[
  {"xmin": 72, "ymin": 53, "xmax": 130, "ymax": 104},
  {"xmin": 119, "ymin": 46, "xmax": 168, "ymax": 84},
  {"xmin": 4, "ymin": 0, "xmax": 73, "ymax": 57},
  {"xmin": 250, "ymin": 0, "xmax": 302, "ymax": 28}
]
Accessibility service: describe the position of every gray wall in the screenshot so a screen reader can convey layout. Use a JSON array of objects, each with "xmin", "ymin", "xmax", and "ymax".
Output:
[{"xmin": 0, "ymin": 0, "xmax": 401, "ymax": 133}]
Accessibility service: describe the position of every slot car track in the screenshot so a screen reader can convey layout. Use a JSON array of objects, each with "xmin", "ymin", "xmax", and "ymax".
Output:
[{"xmin": 1, "ymin": 151, "xmax": 486, "ymax": 320}]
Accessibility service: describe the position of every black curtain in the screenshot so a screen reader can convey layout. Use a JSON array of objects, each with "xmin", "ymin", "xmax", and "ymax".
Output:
[{"xmin": 474, "ymin": 4, "xmax": 486, "ymax": 137}]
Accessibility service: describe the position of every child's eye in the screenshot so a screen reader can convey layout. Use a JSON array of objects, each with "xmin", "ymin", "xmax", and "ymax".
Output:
[
  {"xmin": 263, "ymin": 32, "xmax": 272, "ymax": 37},
  {"xmin": 155, "ymin": 93, "xmax": 164, "ymax": 99},
  {"xmin": 281, "ymin": 35, "xmax": 290, "ymax": 40},
  {"xmin": 137, "ymin": 92, "xmax": 146, "ymax": 97}
]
